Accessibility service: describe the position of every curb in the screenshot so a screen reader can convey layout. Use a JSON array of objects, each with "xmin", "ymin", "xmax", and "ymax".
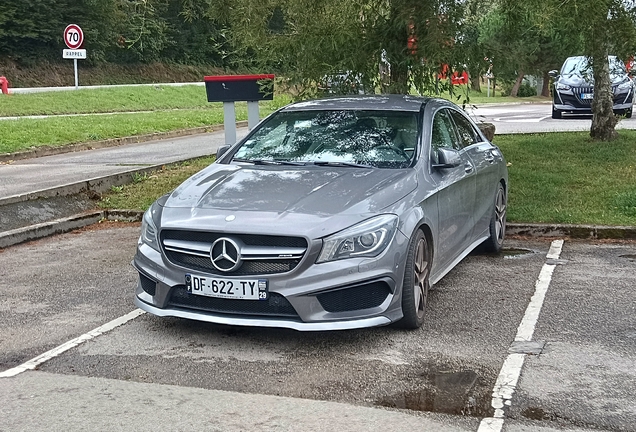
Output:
[
  {"xmin": 2, "ymin": 216, "xmax": 635, "ymax": 250},
  {"xmin": 0, "ymin": 120, "xmax": 248, "ymax": 163},
  {"xmin": 0, "ymin": 210, "xmax": 143, "ymax": 249},
  {"xmin": 507, "ymin": 223, "xmax": 636, "ymax": 240},
  {"xmin": 0, "ymin": 163, "xmax": 174, "ymax": 206}
]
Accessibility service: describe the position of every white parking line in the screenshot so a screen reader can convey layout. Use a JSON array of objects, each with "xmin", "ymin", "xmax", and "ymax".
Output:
[
  {"xmin": 477, "ymin": 239, "xmax": 564, "ymax": 432},
  {"xmin": 0, "ymin": 309, "xmax": 145, "ymax": 378}
]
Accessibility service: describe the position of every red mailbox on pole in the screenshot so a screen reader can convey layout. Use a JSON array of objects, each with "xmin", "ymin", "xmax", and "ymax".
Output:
[{"xmin": 204, "ymin": 74, "xmax": 275, "ymax": 145}]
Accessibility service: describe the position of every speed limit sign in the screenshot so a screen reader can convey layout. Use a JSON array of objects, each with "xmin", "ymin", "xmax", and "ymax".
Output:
[{"xmin": 64, "ymin": 24, "xmax": 84, "ymax": 50}]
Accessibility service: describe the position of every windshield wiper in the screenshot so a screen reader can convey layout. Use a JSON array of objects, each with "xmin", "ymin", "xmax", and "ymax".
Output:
[
  {"xmin": 232, "ymin": 158, "xmax": 306, "ymax": 166},
  {"xmin": 311, "ymin": 161, "xmax": 373, "ymax": 169}
]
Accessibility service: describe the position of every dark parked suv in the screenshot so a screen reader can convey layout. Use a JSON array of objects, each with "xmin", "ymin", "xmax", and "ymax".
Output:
[{"xmin": 549, "ymin": 56, "xmax": 634, "ymax": 119}]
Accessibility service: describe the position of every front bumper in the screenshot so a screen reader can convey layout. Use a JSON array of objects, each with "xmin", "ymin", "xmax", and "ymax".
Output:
[
  {"xmin": 553, "ymin": 87, "xmax": 634, "ymax": 113},
  {"xmin": 134, "ymin": 297, "xmax": 391, "ymax": 331},
  {"xmin": 133, "ymin": 229, "xmax": 410, "ymax": 331}
]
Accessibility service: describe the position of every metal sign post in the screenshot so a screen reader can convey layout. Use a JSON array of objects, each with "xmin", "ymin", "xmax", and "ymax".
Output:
[{"xmin": 63, "ymin": 24, "xmax": 85, "ymax": 90}]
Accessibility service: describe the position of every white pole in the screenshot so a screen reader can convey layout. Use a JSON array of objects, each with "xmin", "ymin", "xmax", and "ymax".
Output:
[
  {"xmin": 487, "ymin": 78, "xmax": 491, "ymax": 98},
  {"xmin": 247, "ymin": 101, "xmax": 260, "ymax": 130},
  {"xmin": 223, "ymin": 102, "xmax": 237, "ymax": 145},
  {"xmin": 74, "ymin": 58, "xmax": 79, "ymax": 90}
]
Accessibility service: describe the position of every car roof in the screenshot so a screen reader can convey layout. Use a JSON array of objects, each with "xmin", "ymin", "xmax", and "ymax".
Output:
[{"xmin": 281, "ymin": 94, "xmax": 435, "ymax": 113}]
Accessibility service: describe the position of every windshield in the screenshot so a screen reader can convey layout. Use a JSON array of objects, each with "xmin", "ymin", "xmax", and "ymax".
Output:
[
  {"xmin": 231, "ymin": 110, "xmax": 419, "ymax": 169},
  {"xmin": 561, "ymin": 56, "xmax": 627, "ymax": 78}
]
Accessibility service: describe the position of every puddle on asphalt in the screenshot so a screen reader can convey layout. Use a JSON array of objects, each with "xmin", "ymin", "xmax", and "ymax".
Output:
[
  {"xmin": 375, "ymin": 369, "xmax": 493, "ymax": 417},
  {"xmin": 619, "ymin": 254, "xmax": 636, "ymax": 262}
]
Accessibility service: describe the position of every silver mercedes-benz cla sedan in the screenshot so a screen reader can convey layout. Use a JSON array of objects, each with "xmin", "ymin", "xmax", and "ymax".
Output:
[{"xmin": 134, "ymin": 95, "xmax": 508, "ymax": 331}]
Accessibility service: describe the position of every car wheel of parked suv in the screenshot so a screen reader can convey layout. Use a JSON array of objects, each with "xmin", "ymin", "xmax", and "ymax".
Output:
[{"xmin": 552, "ymin": 106, "xmax": 563, "ymax": 119}]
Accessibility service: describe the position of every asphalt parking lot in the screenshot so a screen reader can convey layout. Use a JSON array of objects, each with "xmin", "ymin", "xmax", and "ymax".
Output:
[{"xmin": 0, "ymin": 223, "xmax": 635, "ymax": 431}]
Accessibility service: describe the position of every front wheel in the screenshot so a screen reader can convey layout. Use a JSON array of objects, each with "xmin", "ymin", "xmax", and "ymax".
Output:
[
  {"xmin": 398, "ymin": 230, "xmax": 430, "ymax": 329},
  {"xmin": 552, "ymin": 106, "xmax": 562, "ymax": 119},
  {"xmin": 482, "ymin": 183, "xmax": 507, "ymax": 253}
]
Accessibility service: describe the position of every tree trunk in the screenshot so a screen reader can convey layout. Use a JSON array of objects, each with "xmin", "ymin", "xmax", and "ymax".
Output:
[
  {"xmin": 509, "ymin": 70, "xmax": 524, "ymax": 97},
  {"xmin": 388, "ymin": 62, "xmax": 410, "ymax": 94},
  {"xmin": 470, "ymin": 73, "xmax": 481, "ymax": 92},
  {"xmin": 590, "ymin": 53, "xmax": 618, "ymax": 141},
  {"xmin": 541, "ymin": 71, "xmax": 550, "ymax": 97}
]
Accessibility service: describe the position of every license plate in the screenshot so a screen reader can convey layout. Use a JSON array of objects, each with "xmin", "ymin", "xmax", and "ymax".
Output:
[
  {"xmin": 581, "ymin": 93, "xmax": 593, "ymax": 100},
  {"xmin": 186, "ymin": 274, "xmax": 268, "ymax": 300}
]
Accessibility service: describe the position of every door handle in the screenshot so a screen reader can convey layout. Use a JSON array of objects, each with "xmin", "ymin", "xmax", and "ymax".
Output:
[{"xmin": 464, "ymin": 162, "xmax": 474, "ymax": 173}]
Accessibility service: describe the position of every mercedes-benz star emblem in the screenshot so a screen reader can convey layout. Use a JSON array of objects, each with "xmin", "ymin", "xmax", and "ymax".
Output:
[{"xmin": 210, "ymin": 238, "xmax": 242, "ymax": 272}]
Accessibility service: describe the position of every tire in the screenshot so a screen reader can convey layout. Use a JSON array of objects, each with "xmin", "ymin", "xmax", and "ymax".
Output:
[
  {"xmin": 552, "ymin": 107, "xmax": 562, "ymax": 119},
  {"xmin": 482, "ymin": 183, "xmax": 507, "ymax": 253},
  {"xmin": 398, "ymin": 230, "xmax": 430, "ymax": 329},
  {"xmin": 626, "ymin": 110, "xmax": 632, "ymax": 119}
]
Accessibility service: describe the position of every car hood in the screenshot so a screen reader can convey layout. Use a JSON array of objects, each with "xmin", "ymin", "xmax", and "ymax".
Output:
[
  {"xmin": 159, "ymin": 163, "xmax": 418, "ymax": 236},
  {"xmin": 559, "ymin": 73, "xmax": 627, "ymax": 86}
]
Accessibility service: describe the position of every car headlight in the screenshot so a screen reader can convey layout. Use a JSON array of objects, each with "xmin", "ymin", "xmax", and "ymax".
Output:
[
  {"xmin": 555, "ymin": 82, "xmax": 571, "ymax": 91},
  {"xmin": 317, "ymin": 215, "xmax": 398, "ymax": 263},
  {"xmin": 617, "ymin": 80, "xmax": 633, "ymax": 91},
  {"xmin": 139, "ymin": 206, "xmax": 160, "ymax": 251}
]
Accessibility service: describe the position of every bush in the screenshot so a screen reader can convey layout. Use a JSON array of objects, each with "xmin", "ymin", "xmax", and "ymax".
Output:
[
  {"xmin": 517, "ymin": 82, "xmax": 537, "ymax": 97},
  {"xmin": 500, "ymin": 81, "xmax": 537, "ymax": 97}
]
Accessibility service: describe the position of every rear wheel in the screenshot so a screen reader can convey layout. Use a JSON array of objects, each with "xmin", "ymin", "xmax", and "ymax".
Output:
[
  {"xmin": 483, "ymin": 183, "xmax": 507, "ymax": 253},
  {"xmin": 398, "ymin": 230, "xmax": 430, "ymax": 329},
  {"xmin": 626, "ymin": 110, "xmax": 632, "ymax": 119},
  {"xmin": 552, "ymin": 106, "xmax": 562, "ymax": 119}
]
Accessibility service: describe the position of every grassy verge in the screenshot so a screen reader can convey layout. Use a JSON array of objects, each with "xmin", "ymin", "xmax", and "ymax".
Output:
[
  {"xmin": 495, "ymin": 131, "xmax": 636, "ymax": 226},
  {"xmin": 1, "ymin": 85, "xmax": 220, "ymax": 116},
  {"xmin": 0, "ymin": 100, "xmax": 288, "ymax": 154},
  {"xmin": 98, "ymin": 157, "xmax": 216, "ymax": 211},
  {"xmin": 98, "ymin": 131, "xmax": 636, "ymax": 226}
]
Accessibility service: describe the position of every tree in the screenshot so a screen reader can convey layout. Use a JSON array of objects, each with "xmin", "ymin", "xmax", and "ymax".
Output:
[
  {"xmin": 188, "ymin": 0, "xmax": 467, "ymax": 96},
  {"xmin": 499, "ymin": 0, "xmax": 636, "ymax": 140},
  {"xmin": 478, "ymin": 1, "xmax": 581, "ymax": 98}
]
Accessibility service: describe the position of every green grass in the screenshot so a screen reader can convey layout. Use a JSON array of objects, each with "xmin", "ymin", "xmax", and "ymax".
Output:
[
  {"xmin": 0, "ymin": 99, "xmax": 289, "ymax": 154},
  {"xmin": 98, "ymin": 157, "xmax": 216, "ymax": 211},
  {"xmin": 1, "ymin": 85, "xmax": 216, "ymax": 116},
  {"xmin": 494, "ymin": 131, "xmax": 636, "ymax": 226}
]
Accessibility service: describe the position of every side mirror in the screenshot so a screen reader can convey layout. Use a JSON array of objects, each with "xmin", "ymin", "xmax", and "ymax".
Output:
[
  {"xmin": 216, "ymin": 145, "xmax": 231, "ymax": 160},
  {"xmin": 432, "ymin": 148, "xmax": 462, "ymax": 169},
  {"xmin": 548, "ymin": 70, "xmax": 559, "ymax": 79}
]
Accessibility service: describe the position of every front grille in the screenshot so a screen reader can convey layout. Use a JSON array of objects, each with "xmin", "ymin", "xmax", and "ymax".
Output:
[
  {"xmin": 572, "ymin": 86, "xmax": 593, "ymax": 95},
  {"xmin": 161, "ymin": 230, "xmax": 308, "ymax": 276},
  {"xmin": 167, "ymin": 285, "xmax": 299, "ymax": 318},
  {"xmin": 139, "ymin": 272, "xmax": 156, "ymax": 296},
  {"xmin": 166, "ymin": 252, "xmax": 300, "ymax": 276},
  {"xmin": 317, "ymin": 281, "xmax": 392, "ymax": 313},
  {"xmin": 162, "ymin": 230, "xmax": 307, "ymax": 248},
  {"xmin": 559, "ymin": 93, "xmax": 591, "ymax": 108}
]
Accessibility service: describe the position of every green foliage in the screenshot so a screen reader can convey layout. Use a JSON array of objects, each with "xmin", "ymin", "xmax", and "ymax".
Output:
[
  {"xmin": 501, "ymin": 81, "xmax": 536, "ymax": 97},
  {"xmin": 0, "ymin": 0, "xmax": 234, "ymax": 67},
  {"xmin": 494, "ymin": 0, "xmax": 636, "ymax": 139},
  {"xmin": 188, "ymin": 0, "xmax": 467, "ymax": 96}
]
